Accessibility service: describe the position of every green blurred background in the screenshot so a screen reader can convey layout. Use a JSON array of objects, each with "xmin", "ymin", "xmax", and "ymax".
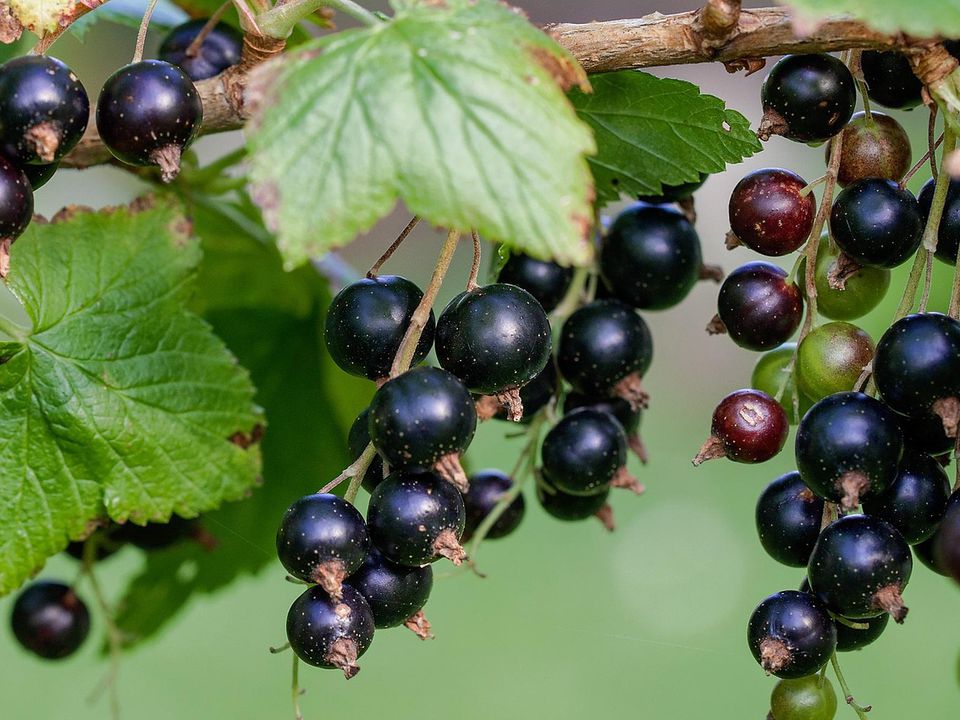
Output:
[{"xmin": 1, "ymin": 1, "xmax": 959, "ymax": 717}]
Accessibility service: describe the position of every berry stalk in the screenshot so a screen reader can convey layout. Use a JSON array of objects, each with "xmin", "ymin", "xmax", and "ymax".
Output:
[
  {"xmin": 829, "ymin": 652, "xmax": 870, "ymax": 719},
  {"xmin": 82, "ymin": 540, "xmax": 123, "ymax": 720},
  {"xmin": 257, "ymin": 0, "xmax": 383, "ymax": 37}
]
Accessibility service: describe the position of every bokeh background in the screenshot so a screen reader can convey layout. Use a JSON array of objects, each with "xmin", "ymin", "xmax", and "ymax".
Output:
[{"xmin": 1, "ymin": 1, "xmax": 959, "ymax": 718}]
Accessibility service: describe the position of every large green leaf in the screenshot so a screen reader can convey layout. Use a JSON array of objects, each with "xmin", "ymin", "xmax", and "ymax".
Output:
[
  {"xmin": 779, "ymin": 0, "xmax": 960, "ymax": 38},
  {"xmin": 111, "ymin": 195, "xmax": 367, "ymax": 648},
  {"xmin": 247, "ymin": 0, "xmax": 596, "ymax": 267},
  {"xmin": 0, "ymin": 198, "xmax": 262, "ymax": 595},
  {"xmin": 570, "ymin": 71, "xmax": 761, "ymax": 206}
]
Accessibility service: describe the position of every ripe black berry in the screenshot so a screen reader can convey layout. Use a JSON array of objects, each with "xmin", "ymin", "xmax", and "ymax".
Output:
[
  {"xmin": 537, "ymin": 473, "xmax": 614, "ymax": 530},
  {"xmin": 368, "ymin": 367, "xmax": 476, "ymax": 489},
  {"xmin": 808, "ymin": 514, "xmax": 912, "ymax": 622},
  {"xmin": 115, "ymin": 515, "xmax": 198, "ymax": 550},
  {"xmin": 830, "ymin": 179, "xmax": 922, "ymax": 268},
  {"xmin": 366, "ymin": 470, "xmax": 466, "ymax": 566},
  {"xmin": 158, "ymin": 19, "xmax": 243, "ymax": 81},
  {"xmin": 770, "ymin": 676, "xmax": 838, "ymax": 720},
  {"xmin": 795, "ymin": 392, "xmax": 903, "ymax": 509},
  {"xmin": 564, "ymin": 391, "xmax": 646, "ymax": 462},
  {"xmin": 834, "ymin": 111, "xmax": 911, "ymax": 188},
  {"xmin": 795, "ymin": 321, "xmax": 875, "ymax": 402},
  {"xmin": 862, "ymin": 450, "xmax": 950, "ymax": 544},
  {"xmin": 23, "ymin": 161, "xmax": 57, "ymax": 191},
  {"xmin": 637, "ymin": 173, "xmax": 708, "ymax": 204},
  {"xmin": 728, "ymin": 168, "xmax": 815, "ymax": 256},
  {"xmin": 898, "ymin": 409, "xmax": 955, "ymax": 456},
  {"xmin": 759, "ymin": 54, "xmax": 856, "ymax": 144},
  {"xmin": 347, "ymin": 548, "xmax": 433, "ymax": 631},
  {"xmin": 0, "ymin": 56, "xmax": 89, "ymax": 164},
  {"xmin": 860, "ymin": 51, "xmax": 923, "ymax": 109},
  {"xmin": 873, "ymin": 313, "xmax": 960, "ymax": 420},
  {"xmin": 694, "ymin": 389, "xmax": 789, "ymax": 466},
  {"xmin": 0, "ymin": 155, "xmax": 33, "ymax": 239},
  {"xmin": 934, "ymin": 496, "xmax": 960, "ymax": 584},
  {"xmin": 491, "ymin": 361, "xmax": 557, "ymax": 423},
  {"xmin": 461, "ymin": 469, "xmax": 525, "ymax": 542},
  {"xmin": 435, "ymin": 283, "xmax": 551, "ymax": 420},
  {"xmin": 600, "ymin": 203, "xmax": 703, "ymax": 310},
  {"xmin": 348, "ymin": 408, "xmax": 385, "ymax": 493},
  {"xmin": 834, "ymin": 612, "xmax": 889, "ymax": 653},
  {"xmin": 542, "ymin": 408, "xmax": 640, "ymax": 496},
  {"xmin": 715, "ymin": 262, "xmax": 803, "ymax": 352},
  {"xmin": 276, "ymin": 493, "xmax": 370, "ymax": 598},
  {"xmin": 286, "ymin": 584, "xmax": 374, "ymax": 678},
  {"xmin": 557, "ymin": 299, "xmax": 653, "ymax": 409},
  {"xmin": 747, "ymin": 590, "xmax": 837, "ymax": 678},
  {"xmin": 96, "ymin": 60, "xmax": 202, "ymax": 181},
  {"xmin": 918, "ymin": 176, "xmax": 960, "ymax": 264},
  {"xmin": 326, "ymin": 275, "xmax": 435, "ymax": 381},
  {"xmin": 915, "ymin": 490, "xmax": 960, "ymax": 576},
  {"xmin": 755, "ymin": 471, "xmax": 825, "ymax": 568},
  {"xmin": 11, "ymin": 581, "xmax": 91, "ymax": 660},
  {"xmin": 497, "ymin": 253, "xmax": 573, "ymax": 313}
]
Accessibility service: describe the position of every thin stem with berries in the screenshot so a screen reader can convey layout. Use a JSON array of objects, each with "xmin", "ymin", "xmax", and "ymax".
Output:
[
  {"xmin": 830, "ymin": 652, "xmax": 871, "ymax": 719},
  {"xmin": 133, "ymin": 0, "xmax": 161, "ymax": 64},
  {"xmin": 367, "ymin": 216, "xmax": 421, "ymax": 278}
]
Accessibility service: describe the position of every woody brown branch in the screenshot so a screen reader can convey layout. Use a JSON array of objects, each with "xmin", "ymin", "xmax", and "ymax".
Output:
[{"xmin": 60, "ymin": 7, "xmax": 906, "ymax": 170}]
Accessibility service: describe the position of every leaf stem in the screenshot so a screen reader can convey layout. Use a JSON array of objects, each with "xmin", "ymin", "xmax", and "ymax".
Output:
[
  {"xmin": 367, "ymin": 216, "xmax": 420, "ymax": 278},
  {"xmin": 467, "ymin": 231, "xmax": 482, "ymax": 291},
  {"xmin": 258, "ymin": 0, "xmax": 383, "ymax": 38},
  {"xmin": 830, "ymin": 652, "xmax": 871, "ymax": 719},
  {"xmin": 133, "ymin": 0, "xmax": 161, "ymax": 64}
]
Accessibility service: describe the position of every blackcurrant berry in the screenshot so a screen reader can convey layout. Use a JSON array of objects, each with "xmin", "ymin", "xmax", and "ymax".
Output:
[
  {"xmin": 873, "ymin": 313, "xmax": 960, "ymax": 421},
  {"xmin": 497, "ymin": 253, "xmax": 573, "ymax": 313},
  {"xmin": 0, "ymin": 56, "xmax": 89, "ymax": 164},
  {"xmin": 491, "ymin": 361, "xmax": 557, "ymax": 423},
  {"xmin": 728, "ymin": 169, "xmax": 816, "ymax": 256},
  {"xmin": 600, "ymin": 203, "xmax": 703, "ymax": 309},
  {"xmin": 751, "ymin": 344, "xmax": 813, "ymax": 425},
  {"xmin": 756, "ymin": 471, "xmax": 825, "ymax": 568},
  {"xmin": 96, "ymin": 60, "xmax": 202, "ymax": 181},
  {"xmin": 536, "ymin": 473, "xmax": 614, "ymax": 530},
  {"xmin": 286, "ymin": 584, "xmax": 374, "ymax": 678},
  {"xmin": 0, "ymin": 155, "xmax": 33, "ymax": 240},
  {"xmin": 542, "ymin": 408, "xmax": 640, "ymax": 496},
  {"xmin": 796, "ymin": 321, "xmax": 874, "ymax": 402},
  {"xmin": 770, "ymin": 675, "xmax": 838, "ymax": 720},
  {"xmin": 276, "ymin": 493, "xmax": 370, "ymax": 597},
  {"xmin": 898, "ymin": 409, "xmax": 955, "ymax": 456},
  {"xmin": 637, "ymin": 173, "xmax": 708, "ymax": 204},
  {"xmin": 830, "ymin": 179, "xmax": 922, "ymax": 268},
  {"xmin": 747, "ymin": 590, "xmax": 837, "ymax": 679},
  {"xmin": 809, "ymin": 514, "xmax": 912, "ymax": 622},
  {"xmin": 795, "ymin": 392, "xmax": 903, "ymax": 509},
  {"xmin": 564, "ymin": 391, "xmax": 646, "ymax": 462},
  {"xmin": 918, "ymin": 176, "xmax": 960, "ymax": 265},
  {"xmin": 694, "ymin": 389, "xmax": 789, "ymax": 465},
  {"xmin": 860, "ymin": 51, "xmax": 923, "ymax": 109},
  {"xmin": 347, "ymin": 548, "xmax": 433, "ymax": 632},
  {"xmin": 158, "ymin": 19, "xmax": 244, "ymax": 81},
  {"xmin": 10, "ymin": 581, "xmax": 91, "ymax": 660},
  {"xmin": 861, "ymin": 450, "xmax": 950, "ymax": 544},
  {"xmin": 347, "ymin": 408, "xmax": 386, "ymax": 493},
  {"xmin": 115, "ymin": 515, "xmax": 198, "ymax": 550},
  {"xmin": 759, "ymin": 54, "xmax": 856, "ymax": 144},
  {"xmin": 797, "ymin": 236, "xmax": 890, "ymax": 321},
  {"xmin": 23, "ymin": 160, "xmax": 57, "ymax": 191},
  {"xmin": 368, "ymin": 367, "xmax": 476, "ymax": 489},
  {"xmin": 934, "ymin": 496, "xmax": 960, "ymax": 584},
  {"xmin": 715, "ymin": 261, "xmax": 803, "ymax": 352},
  {"xmin": 461, "ymin": 469, "xmax": 525, "ymax": 542},
  {"xmin": 325, "ymin": 275, "xmax": 435, "ymax": 381},
  {"xmin": 435, "ymin": 283, "xmax": 551, "ymax": 420},
  {"xmin": 834, "ymin": 613, "xmax": 889, "ymax": 653},
  {"xmin": 912, "ymin": 491, "xmax": 960, "ymax": 576},
  {"xmin": 366, "ymin": 470, "xmax": 466, "ymax": 566},
  {"xmin": 557, "ymin": 299, "xmax": 653, "ymax": 409},
  {"xmin": 833, "ymin": 111, "xmax": 911, "ymax": 188}
]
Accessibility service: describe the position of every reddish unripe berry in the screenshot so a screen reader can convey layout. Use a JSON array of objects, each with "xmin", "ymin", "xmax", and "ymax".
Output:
[
  {"xmin": 693, "ymin": 389, "xmax": 789, "ymax": 465},
  {"xmin": 728, "ymin": 168, "xmax": 815, "ymax": 256}
]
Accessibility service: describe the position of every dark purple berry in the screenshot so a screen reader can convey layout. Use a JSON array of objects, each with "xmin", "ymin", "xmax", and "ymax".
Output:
[
  {"xmin": 497, "ymin": 253, "xmax": 573, "ymax": 313},
  {"xmin": 537, "ymin": 473, "xmax": 613, "ymax": 529},
  {"xmin": 860, "ymin": 51, "xmax": 923, "ymax": 109},
  {"xmin": 347, "ymin": 548, "xmax": 433, "ymax": 630},
  {"xmin": 286, "ymin": 584, "xmax": 374, "ymax": 678},
  {"xmin": 694, "ymin": 389, "xmax": 789, "ymax": 465},
  {"xmin": 715, "ymin": 262, "xmax": 803, "ymax": 352},
  {"xmin": 22, "ymin": 160, "xmax": 57, "ymax": 191},
  {"xmin": 564, "ymin": 391, "xmax": 646, "ymax": 461},
  {"xmin": 115, "ymin": 515, "xmax": 197, "ymax": 550},
  {"xmin": 835, "ymin": 612, "xmax": 889, "ymax": 652},
  {"xmin": 830, "ymin": 179, "xmax": 922, "ymax": 269},
  {"xmin": 862, "ymin": 450, "xmax": 951, "ymax": 544},
  {"xmin": 914, "ymin": 490, "xmax": 960, "ymax": 576},
  {"xmin": 747, "ymin": 590, "xmax": 837, "ymax": 678},
  {"xmin": 755, "ymin": 471, "xmax": 825, "ymax": 568},
  {"xmin": 0, "ymin": 155, "xmax": 33, "ymax": 239},
  {"xmin": 461, "ymin": 469, "xmax": 525, "ymax": 542},
  {"xmin": 728, "ymin": 168, "xmax": 815, "ymax": 256},
  {"xmin": 11, "ymin": 581, "xmax": 91, "ymax": 660},
  {"xmin": 918, "ymin": 176, "xmax": 960, "ymax": 265},
  {"xmin": 158, "ymin": 19, "xmax": 243, "ymax": 81},
  {"xmin": 934, "ymin": 496, "xmax": 960, "ymax": 584},
  {"xmin": 898, "ymin": 409, "xmax": 955, "ymax": 456},
  {"xmin": 276, "ymin": 493, "xmax": 369, "ymax": 597}
]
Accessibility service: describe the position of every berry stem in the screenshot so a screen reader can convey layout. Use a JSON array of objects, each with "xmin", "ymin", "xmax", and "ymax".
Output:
[
  {"xmin": 467, "ymin": 230, "xmax": 482, "ymax": 291},
  {"xmin": 185, "ymin": 2, "xmax": 234, "ymax": 59},
  {"xmin": 133, "ymin": 0, "xmax": 162, "ymax": 64},
  {"xmin": 548, "ymin": 266, "xmax": 590, "ymax": 324},
  {"xmin": 319, "ymin": 443, "xmax": 377, "ymax": 497},
  {"xmin": 367, "ymin": 216, "xmax": 420, "ymax": 278},
  {"xmin": 829, "ymin": 652, "xmax": 871, "ymax": 719},
  {"xmin": 849, "ymin": 51, "xmax": 873, "ymax": 123},
  {"xmin": 258, "ymin": 0, "xmax": 383, "ymax": 37},
  {"xmin": 82, "ymin": 541, "xmax": 123, "ymax": 720},
  {"xmin": 929, "ymin": 106, "xmax": 940, "ymax": 182},
  {"xmin": 900, "ymin": 131, "xmax": 943, "ymax": 189},
  {"xmin": 389, "ymin": 229, "xmax": 461, "ymax": 377},
  {"xmin": 291, "ymin": 654, "xmax": 303, "ymax": 720}
]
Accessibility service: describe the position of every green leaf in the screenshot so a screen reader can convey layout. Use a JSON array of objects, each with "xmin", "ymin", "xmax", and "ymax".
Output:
[
  {"xmin": 69, "ymin": 0, "xmax": 188, "ymax": 40},
  {"xmin": 111, "ymin": 194, "xmax": 367, "ymax": 648},
  {"xmin": 247, "ymin": 0, "xmax": 596, "ymax": 267},
  {"xmin": 779, "ymin": 0, "xmax": 960, "ymax": 38},
  {"xmin": 0, "ymin": 198, "xmax": 262, "ymax": 596},
  {"xmin": 570, "ymin": 71, "xmax": 761, "ymax": 206}
]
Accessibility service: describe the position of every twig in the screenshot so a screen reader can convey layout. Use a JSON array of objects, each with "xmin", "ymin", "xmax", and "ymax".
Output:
[
  {"xmin": 133, "ymin": 0, "xmax": 162, "ymax": 64},
  {"xmin": 367, "ymin": 216, "xmax": 420, "ymax": 278},
  {"xmin": 930, "ymin": 106, "xmax": 940, "ymax": 182},
  {"xmin": 467, "ymin": 231, "xmax": 482, "ymax": 291}
]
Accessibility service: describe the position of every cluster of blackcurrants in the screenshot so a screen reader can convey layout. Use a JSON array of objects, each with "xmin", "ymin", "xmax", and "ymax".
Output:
[
  {"xmin": 9, "ymin": 517, "xmax": 206, "ymax": 660},
  {"xmin": 275, "ymin": 175, "xmax": 725, "ymax": 675},
  {"xmin": 0, "ymin": 18, "xmax": 243, "ymax": 251},
  {"xmin": 692, "ymin": 50, "xmax": 960, "ymax": 718}
]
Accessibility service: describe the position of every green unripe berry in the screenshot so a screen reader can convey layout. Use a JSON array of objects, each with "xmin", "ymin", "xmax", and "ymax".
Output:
[
  {"xmin": 751, "ymin": 343, "xmax": 813, "ymax": 424},
  {"xmin": 770, "ymin": 675, "xmax": 838, "ymax": 720},
  {"xmin": 796, "ymin": 322, "xmax": 875, "ymax": 401}
]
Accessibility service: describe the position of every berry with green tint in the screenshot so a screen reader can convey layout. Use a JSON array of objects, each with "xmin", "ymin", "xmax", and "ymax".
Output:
[
  {"xmin": 751, "ymin": 343, "xmax": 812, "ymax": 424},
  {"xmin": 770, "ymin": 675, "xmax": 838, "ymax": 720},
  {"xmin": 797, "ymin": 236, "xmax": 890, "ymax": 321},
  {"xmin": 796, "ymin": 322, "xmax": 874, "ymax": 402},
  {"xmin": 833, "ymin": 111, "xmax": 911, "ymax": 188}
]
